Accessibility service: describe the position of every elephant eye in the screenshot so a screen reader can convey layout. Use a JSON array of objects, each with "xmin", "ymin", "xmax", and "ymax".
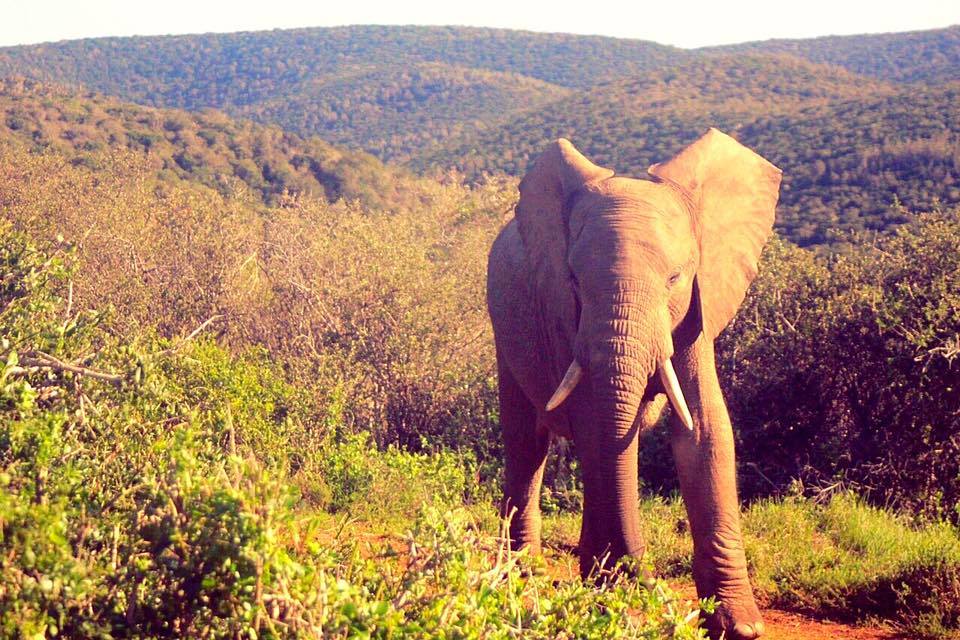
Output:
[{"xmin": 667, "ymin": 270, "xmax": 682, "ymax": 288}]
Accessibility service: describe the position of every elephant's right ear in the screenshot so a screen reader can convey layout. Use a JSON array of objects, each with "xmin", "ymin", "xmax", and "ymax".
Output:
[{"xmin": 516, "ymin": 139, "xmax": 613, "ymax": 346}]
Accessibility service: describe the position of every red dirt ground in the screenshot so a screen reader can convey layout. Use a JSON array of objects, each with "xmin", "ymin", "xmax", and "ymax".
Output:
[
  {"xmin": 758, "ymin": 608, "xmax": 905, "ymax": 640},
  {"xmin": 666, "ymin": 581, "xmax": 907, "ymax": 640}
]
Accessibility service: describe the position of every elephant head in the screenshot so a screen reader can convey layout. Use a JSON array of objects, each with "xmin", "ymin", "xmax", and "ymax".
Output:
[
  {"xmin": 515, "ymin": 128, "xmax": 780, "ymax": 436},
  {"xmin": 493, "ymin": 129, "xmax": 781, "ymax": 639}
]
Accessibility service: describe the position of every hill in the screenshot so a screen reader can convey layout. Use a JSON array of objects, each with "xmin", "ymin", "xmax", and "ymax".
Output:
[
  {"xmin": 0, "ymin": 26, "xmax": 685, "ymax": 164},
  {"xmin": 1, "ymin": 24, "xmax": 959, "ymax": 245},
  {"xmin": 0, "ymin": 26, "xmax": 686, "ymax": 103},
  {"xmin": 415, "ymin": 54, "xmax": 893, "ymax": 172},
  {"xmin": 0, "ymin": 77, "xmax": 413, "ymax": 207},
  {"xmin": 232, "ymin": 62, "xmax": 573, "ymax": 162},
  {"xmin": 415, "ymin": 58, "xmax": 960, "ymax": 246},
  {"xmin": 712, "ymin": 24, "xmax": 960, "ymax": 84}
]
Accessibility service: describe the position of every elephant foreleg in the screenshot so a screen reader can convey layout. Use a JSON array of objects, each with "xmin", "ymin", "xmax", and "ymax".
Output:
[
  {"xmin": 498, "ymin": 359, "xmax": 549, "ymax": 555},
  {"xmin": 669, "ymin": 337, "xmax": 764, "ymax": 640}
]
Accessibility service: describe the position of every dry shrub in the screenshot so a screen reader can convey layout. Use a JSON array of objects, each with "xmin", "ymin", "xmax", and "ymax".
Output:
[
  {"xmin": 245, "ymin": 181, "xmax": 509, "ymax": 451},
  {"xmin": 0, "ymin": 147, "xmax": 512, "ymax": 459},
  {"xmin": 719, "ymin": 213, "xmax": 960, "ymax": 520}
]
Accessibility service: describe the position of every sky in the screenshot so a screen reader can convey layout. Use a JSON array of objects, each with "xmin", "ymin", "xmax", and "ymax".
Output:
[{"xmin": 2, "ymin": 0, "xmax": 958, "ymax": 49}]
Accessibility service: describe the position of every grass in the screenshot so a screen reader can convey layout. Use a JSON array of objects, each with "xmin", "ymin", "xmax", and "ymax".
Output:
[
  {"xmin": 746, "ymin": 495, "xmax": 960, "ymax": 638},
  {"xmin": 543, "ymin": 494, "xmax": 960, "ymax": 638}
]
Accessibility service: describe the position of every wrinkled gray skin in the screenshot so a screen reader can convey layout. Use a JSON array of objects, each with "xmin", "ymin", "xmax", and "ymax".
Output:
[{"xmin": 486, "ymin": 130, "xmax": 781, "ymax": 640}]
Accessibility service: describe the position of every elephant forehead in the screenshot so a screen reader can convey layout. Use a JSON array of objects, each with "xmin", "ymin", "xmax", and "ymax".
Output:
[
  {"xmin": 572, "ymin": 178, "xmax": 695, "ymax": 250},
  {"xmin": 579, "ymin": 178, "xmax": 690, "ymax": 221}
]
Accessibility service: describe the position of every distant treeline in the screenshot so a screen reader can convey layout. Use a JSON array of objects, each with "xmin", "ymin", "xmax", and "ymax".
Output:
[{"xmin": 1, "ymin": 25, "xmax": 959, "ymax": 246}]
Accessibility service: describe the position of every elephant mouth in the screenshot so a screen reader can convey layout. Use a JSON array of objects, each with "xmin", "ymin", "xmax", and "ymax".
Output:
[{"xmin": 545, "ymin": 358, "xmax": 694, "ymax": 430}]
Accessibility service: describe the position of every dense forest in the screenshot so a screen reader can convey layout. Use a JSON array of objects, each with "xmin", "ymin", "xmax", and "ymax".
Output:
[
  {"xmin": 0, "ymin": 25, "xmax": 683, "ymax": 104},
  {"xmin": 233, "ymin": 62, "xmax": 572, "ymax": 162}
]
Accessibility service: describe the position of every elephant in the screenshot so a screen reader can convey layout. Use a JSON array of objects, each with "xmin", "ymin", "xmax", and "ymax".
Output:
[{"xmin": 486, "ymin": 129, "xmax": 781, "ymax": 640}]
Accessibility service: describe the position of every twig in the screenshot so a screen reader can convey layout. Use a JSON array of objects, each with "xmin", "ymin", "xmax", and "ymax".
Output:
[
  {"xmin": 745, "ymin": 462, "xmax": 778, "ymax": 492},
  {"xmin": 183, "ymin": 314, "xmax": 221, "ymax": 342},
  {"xmin": 155, "ymin": 314, "xmax": 223, "ymax": 357},
  {"xmin": 19, "ymin": 351, "xmax": 125, "ymax": 385},
  {"xmin": 62, "ymin": 280, "xmax": 73, "ymax": 327}
]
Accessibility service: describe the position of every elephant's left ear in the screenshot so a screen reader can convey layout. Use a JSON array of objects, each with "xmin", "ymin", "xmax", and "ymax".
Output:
[{"xmin": 649, "ymin": 128, "xmax": 782, "ymax": 339}]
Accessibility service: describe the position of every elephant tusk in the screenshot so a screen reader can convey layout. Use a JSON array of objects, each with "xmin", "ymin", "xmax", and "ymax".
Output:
[
  {"xmin": 659, "ymin": 359, "xmax": 694, "ymax": 431},
  {"xmin": 546, "ymin": 360, "xmax": 583, "ymax": 411}
]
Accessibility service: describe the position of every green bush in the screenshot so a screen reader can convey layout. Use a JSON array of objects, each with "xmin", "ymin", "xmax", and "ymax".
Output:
[
  {"xmin": 719, "ymin": 208, "xmax": 960, "ymax": 520},
  {"xmin": 301, "ymin": 432, "xmax": 478, "ymax": 519}
]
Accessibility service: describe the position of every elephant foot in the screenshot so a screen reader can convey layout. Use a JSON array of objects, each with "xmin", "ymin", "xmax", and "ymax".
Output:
[{"xmin": 703, "ymin": 599, "xmax": 765, "ymax": 640}]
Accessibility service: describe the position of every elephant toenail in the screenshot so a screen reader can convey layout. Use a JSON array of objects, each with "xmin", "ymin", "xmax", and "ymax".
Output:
[{"xmin": 733, "ymin": 620, "xmax": 764, "ymax": 638}]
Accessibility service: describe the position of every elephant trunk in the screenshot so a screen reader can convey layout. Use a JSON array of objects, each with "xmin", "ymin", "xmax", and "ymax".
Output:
[
  {"xmin": 587, "ymin": 284, "xmax": 670, "ymax": 427},
  {"xmin": 576, "ymin": 285, "xmax": 671, "ymax": 574}
]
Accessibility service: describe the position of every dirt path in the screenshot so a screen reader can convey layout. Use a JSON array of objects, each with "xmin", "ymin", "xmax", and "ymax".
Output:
[
  {"xmin": 758, "ymin": 608, "xmax": 905, "ymax": 640},
  {"xmin": 664, "ymin": 581, "xmax": 906, "ymax": 640}
]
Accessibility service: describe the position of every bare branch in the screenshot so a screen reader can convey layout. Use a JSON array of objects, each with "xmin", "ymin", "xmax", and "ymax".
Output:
[
  {"xmin": 154, "ymin": 314, "xmax": 223, "ymax": 357},
  {"xmin": 183, "ymin": 314, "xmax": 222, "ymax": 343},
  {"xmin": 19, "ymin": 352, "xmax": 125, "ymax": 385}
]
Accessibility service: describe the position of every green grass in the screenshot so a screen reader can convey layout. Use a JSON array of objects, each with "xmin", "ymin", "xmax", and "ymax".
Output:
[
  {"xmin": 545, "ymin": 493, "xmax": 960, "ymax": 638},
  {"xmin": 746, "ymin": 495, "xmax": 960, "ymax": 638}
]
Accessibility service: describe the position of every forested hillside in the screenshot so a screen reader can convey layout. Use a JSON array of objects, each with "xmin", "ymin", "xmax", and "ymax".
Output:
[
  {"xmin": 0, "ymin": 77, "xmax": 415, "ymax": 207},
  {"xmin": 415, "ymin": 53, "xmax": 894, "ymax": 175},
  {"xmin": 0, "ymin": 26, "xmax": 684, "ymax": 168},
  {"xmin": 2, "ymin": 24, "xmax": 957, "ymax": 246},
  {"xmin": 232, "ymin": 62, "xmax": 572, "ymax": 162},
  {"xmin": 715, "ymin": 25, "xmax": 960, "ymax": 84},
  {"xmin": 0, "ymin": 25, "xmax": 684, "ymax": 105},
  {"xmin": 419, "ymin": 67, "xmax": 960, "ymax": 246}
]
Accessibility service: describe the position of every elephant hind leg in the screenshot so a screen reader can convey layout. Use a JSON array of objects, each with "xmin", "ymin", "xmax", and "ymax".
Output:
[{"xmin": 498, "ymin": 359, "xmax": 549, "ymax": 555}]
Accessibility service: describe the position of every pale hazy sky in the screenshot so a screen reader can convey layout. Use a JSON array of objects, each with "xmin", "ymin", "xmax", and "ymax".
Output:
[{"xmin": 1, "ymin": 0, "xmax": 958, "ymax": 49}]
